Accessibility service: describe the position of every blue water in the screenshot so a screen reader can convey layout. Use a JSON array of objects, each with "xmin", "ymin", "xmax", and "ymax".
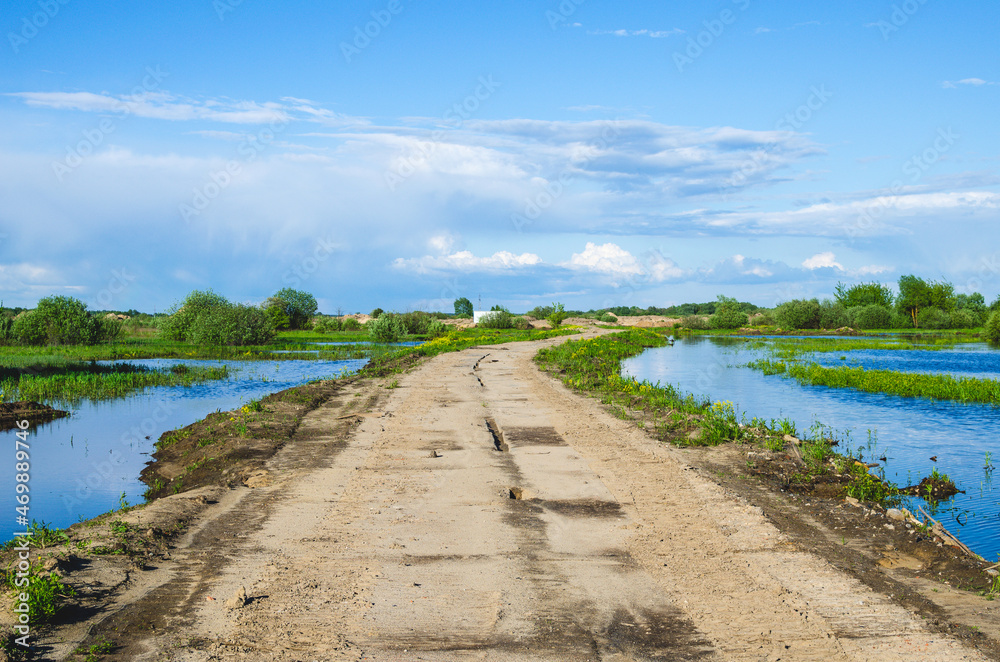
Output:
[
  {"xmin": 1, "ymin": 357, "xmax": 366, "ymax": 539},
  {"xmin": 623, "ymin": 337, "xmax": 1000, "ymax": 561}
]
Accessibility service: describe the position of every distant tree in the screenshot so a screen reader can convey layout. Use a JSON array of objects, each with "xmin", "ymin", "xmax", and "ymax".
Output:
[
  {"xmin": 773, "ymin": 299, "xmax": 821, "ymax": 330},
  {"xmin": 263, "ymin": 300, "xmax": 291, "ymax": 330},
  {"xmin": 850, "ymin": 304, "xmax": 893, "ymax": 330},
  {"xmin": 370, "ymin": 308, "xmax": 384, "ymax": 319},
  {"xmin": 709, "ymin": 296, "xmax": 749, "ymax": 329},
  {"xmin": 954, "ymin": 293, "xmax": 987, "ymax": 323},
  {"xmin": 833, "ymin": 281, "xmax": 894, "ymax": 309},
  {"xmin": 897, "ymin": 276, "xmax": 956, "ymax": 327},
  {"xmin": 367, "ymin": 314, "xmax": 406, "ymax": 342},
  {"xmin": 819, "ymin": 300, "xmax": 850, "ymax": 329},
  {"xmin": 272, "ymin": 288, "xmax": 317, "ymax": 329},
  {"xmin": 453, "ymin": 297, "xmax": 473, "ymax": 318}
]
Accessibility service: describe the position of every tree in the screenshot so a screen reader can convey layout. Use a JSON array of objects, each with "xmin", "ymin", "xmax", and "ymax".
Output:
[
  {"xmin": 833, "ymin": 281, "xmax": 894, "ymax": 309},
  {"xmin": 954, "ymin": 293, "xmax": 987, "ymax": 322},
  {"xmin": 272, "ymin": 288, "xmax": 318, "ymax": 329},
  {"xmin": 160, "ymin": 290, "xmax": 230, "ymax": 341},
  {"xmin": 453, "ymin": 297, "xmax": 473, "ymax": 318},
  {"xmin": 897, "ymin": 276, "xmax": 955, "ymax": 327},
  {"xmin": 709, "ymin": 296, "xmax": 749, "ymax": 329},
  {"xmin": 10, "ymin": 296, "xmax": 98, "ymax": 346},
  {"xmin": 985, "ymin": 311, "xmax": 1000, "ymax": 343},
  {"xmin": 773, "ymin": 299, "xmax": 821, "ymax": 330}
]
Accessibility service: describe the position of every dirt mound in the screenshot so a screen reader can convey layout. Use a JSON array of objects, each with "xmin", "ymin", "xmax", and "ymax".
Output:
[{"xmin": 614, "ymin": 315, "xmax": 682, "ymax": 328}]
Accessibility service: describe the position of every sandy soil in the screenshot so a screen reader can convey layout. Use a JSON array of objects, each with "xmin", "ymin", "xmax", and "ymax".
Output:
[{"xmin": 30, "ymin": 334, "xmax": 1000, "ymax": 661}]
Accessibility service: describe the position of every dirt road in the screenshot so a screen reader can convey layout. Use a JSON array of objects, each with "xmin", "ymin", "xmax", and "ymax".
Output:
[{"xmin": 73, "ymin": 336, "xmax": 990, "ymax": 661}]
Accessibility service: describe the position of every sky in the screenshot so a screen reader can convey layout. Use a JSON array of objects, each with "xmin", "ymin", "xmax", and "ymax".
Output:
[{"xmin": 1, "ymin": 0, "xmax": 998, "ymax": 315}]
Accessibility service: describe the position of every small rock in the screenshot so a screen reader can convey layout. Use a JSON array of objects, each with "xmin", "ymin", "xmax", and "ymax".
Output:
[
  {"xmin": 225, "ymin": 586, "xmax": 248, "ymax": 610},
  {"xmin": 429, "ymin": 450, "xmax": 442, "ymax": 458},
  {"xmin": 783, "ymin": 434, "xmax": 800, "ymax": 445},
  {"xmin": 845, "ymin": 497, "xmax": 860, "ymax": 506},
  {"xmin": 885, "ymin": 524, "xmax": 895, "ymax": 530},
  {"xmin": 886, "ymin": 508, "xmax": 906, "ymax": 522}
]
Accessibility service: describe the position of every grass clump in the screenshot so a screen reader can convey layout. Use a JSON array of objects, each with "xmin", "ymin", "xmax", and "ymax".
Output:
[{"xmin": 748, "ymin": 359, "xmax": 1000, "ymax": 405}]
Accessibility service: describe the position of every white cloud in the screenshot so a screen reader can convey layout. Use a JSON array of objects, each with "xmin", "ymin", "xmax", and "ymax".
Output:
[
  {"xmin": 7, "ymin": 91, "xmax": 366, "ymax": 126},
  {"xmin": 565, "ymin": 242, "xmax": 643, "ymax": 276},
  {"xmin": 392, "ymin": 250, "xmax": 542, "ymax": 274},
  {"xmin": 942, "ymin": 77, "xmax": 998, "ymax": 89},
  {"xmin": 802, "ymin": 251, "xmax": 843, "ymax": 270},
  {"xmin": 586, "ymin": 28, "xmax": 683, "ymax": 38},
  {"xmin": 428, "ymin": 233, "xmax": 458, "ymax": 254}
]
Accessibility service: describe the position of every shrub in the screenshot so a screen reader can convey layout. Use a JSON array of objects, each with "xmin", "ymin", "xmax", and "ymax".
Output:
[
  {"xmin": 773, "ymin": 299, "xmax": 821, "ymax": 330},
  {"xmin": 11, "ymin": 296, "xmax": 98, "ymax": 346},
  {"xmin": 949, "ymin": 309, "xmax": 979, "ymax": 329},
  {"xmin": 513, "ymin": 316, "xmax": 533, "ymax": 330},
  {"xmin": 478, "ymin": 310, "xmax": 517, "ymax": 329},
  {"xmin": 850, "ymin": 304, "xmax": 893, "ymax": 330},
  {"xmin": 547, "ymin": 303, "xmax": 568, "ymax": 328},
  {"xmin": 679, "ymin": 315, "xmax": 709, "ymax": 330},
  {"xmin": 94, "ymin": 315, "xmax": 125, "ymax": 343},
  {"xmin": 527, "ymin": 305, "xmax": 554, "ymax": 319},
  {"xmin": 709, "ymin": 298, "xmax": 748, "ymax": 329},
  {"xmin": 313, "ymin": 317, "xmax": 342, "ymax": 333},
  {"xmin": 160, "ymin": 290, "xmax": 230, "ymax": 342},
  {"xmin": 399, "ymin": 311, "xmax": 432, "ymax": 335},
  {"xmin": 917, "ymin": 306, "xmax": 950, "ymax": 330},
  {"xmin": 341, "ymin": 318, "xmax": 361, "ymax": 331},
  {"xmin": 426, "ymin": 319, "xmax": 449, "ymax": 337},
  {"xmin": 748, "ymin": 310, "xmax": 774, "ymax": 327},
  {"xmin": 985, "ymin": 311, "xmax": 1000, "ymax": 343},
  {"xmin": 819, "ymin": 301, "xmax": 850, "ymax": 329},
  {"xmin": 890, "ymin": 312, "xmax": 914, "ymax": 329},
  {"xmin": 270, "ymin": 288, "xmax": 317, "ymax": 329},
  {"xmin": 598, "ymin": 312, "xmax": 618, "ymax": 323},
  {"xmin": 187, "ymin": 304, "xmax": 276, "ymax": 346},
  {"xmin": 367, "ymin": 314, "xmax": 406, "ymax": 342},
  {"xmin": 370, "ymin": 308, "xmax": 384, "ymax": 319}
]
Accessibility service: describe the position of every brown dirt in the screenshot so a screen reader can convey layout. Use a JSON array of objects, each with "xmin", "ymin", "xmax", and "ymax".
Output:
[
  {"xmin": 11, "ymin": 334, "xmax": 1000, "ymax": 661},
  {"xmin": 614, "ymin": 315, "xmax": 683, "ymax": 328},
  {"xmin": 0, "ymin": 401, "xmax": 68, "ymax": 432}
]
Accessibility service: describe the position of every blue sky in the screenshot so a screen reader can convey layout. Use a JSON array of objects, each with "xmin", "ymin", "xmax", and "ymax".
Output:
[{"xmin": 1, "ymin": 0, "xmax": 998, "ymax": 314}]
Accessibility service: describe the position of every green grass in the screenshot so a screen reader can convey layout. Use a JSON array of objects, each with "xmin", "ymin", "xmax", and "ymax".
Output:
[
  {"xmin": 748, "ymin": 359, "xmax": 1000, "ymax": 405},
  {"xmin": 0, "ymin": 363, "xmax": 229, "ymax": 404}
]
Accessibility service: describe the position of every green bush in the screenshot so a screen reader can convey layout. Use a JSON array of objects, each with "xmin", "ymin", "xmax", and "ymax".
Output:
[
  {"xmin": 313, "ymin": 317, "xmax": 342, "ymax": 333},
  {"xmin": 513, "ymin": 316, "xmax": 533, "ymax": 330},
  {"xmin": 709, "ymin": 300, "xmax": 748, "ymax": 329},
  {"xmin": 748, "ymin": 310, "xmax": 774, "ymax": 327},
  {"xmin": 341, "ymin": 318, "xmax": 362, "ymax": 331},
  {"xmin": 370, "ymin": 308, "xmax": 384, "ymax": 319},
  {"xmin": 527, "ymin": 305, "xmax": 554, "ymax": 320},
  {"xmin": 890, "ymin": 312, "xmax": 914, "ymax": 329},
  {"xmin": 985, "ymin": 311, "xmax": 1000, "ymax": 343},
  {"xmin": 850, "ymin": 304, "xmax": 893, "ymax": 330},
  {"xmin": 917, "ymin": 306, "xmax": 950, "ymax": 330},
  {"xmin": 367, "ymin": 314, "xmax": 406, "ymax": 342},
  {"xmin": 949, "ymin": 309, "xmax": 979, "ymax": 329},
  {"xmin": 547, "ymin": 303, "xmax": 568, "ymax": 328},
  {"xmin": 399, "ymin": 311, "xmax": 432, "ymax": 335},
  {"xmin": 598, "ymin": 312, "xmax": 618, "ymax": 323},
  {"xmin": 426, "ymin": 319, "xmax": 449, "ymax": 337},
  {"xmin": 819, "ymin": 301, "xmax": 849, "ymax": 329},
  {"xmin": 478, "ymin": 310, "xmax": 517, "ymax": 329},
  {"xmin": 94, "ymin": 315, "xmax": 125, "ymax": 343},
  {"xmin": 679, "ymin": 315, "xmax": 709, "ymax": 330},
  {"xmin": 773, "ymin": 299, "xmax": 821, "ymax": 330},
  {"xmin": 187, "ymin": 304, "xmax": 276, "ymax": 346},
  {"xmin": 11, "ymin": 296, "xmax": 98, "ymax": 346},
  {"xmin": 160, "ymin": 290, "xmax": 230, "ymax": 342}
]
